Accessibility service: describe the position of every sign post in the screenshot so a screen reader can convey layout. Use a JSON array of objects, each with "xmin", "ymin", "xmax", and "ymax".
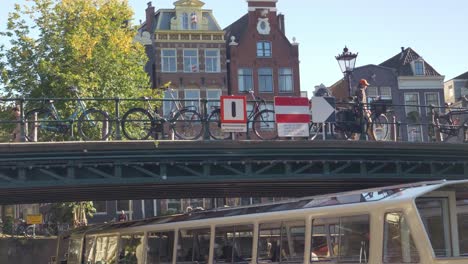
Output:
[
  {"xmin": 274, "ymin": 97, "xmax": 310, "ymax": 137},
  {"xmin": 27, "ymin": 214, "xmax": 43, "ymax": 238},
  {"xmin": 221, "ymin": 96, "xmax": 247, "ymax": 133}
]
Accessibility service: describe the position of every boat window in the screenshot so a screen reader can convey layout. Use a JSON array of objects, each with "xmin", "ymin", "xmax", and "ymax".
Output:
[
  {"xmin": 67, "ymin": 237, "xmax": 83, "ymax": 264},
  {"xmin": 214, "ymin": 224, "xmax": 253, "ymax": 263},
  {"xmin": 311, "ymin": 215, "xmax": 370, "ymax": 263},
  {"xmin": 84, "ymin": 236, "xmax": 96, "ymax": 264},
  {"xmin": 457, "ymin": 199, "xmax": 468, "ymax": 256},
  {"xmin": 416, "ymin": 198, "xmax": 451, "ymax": 257},
  {"xmin": 118, "ymin": 233, "xmax": 144, "ymax": 264},
  {"xmin": 177, "ymin": 228, "xmax": 211, "ymax": 264},
  {"xmin": 258, "ymin": 220, "xmax": 305, "ymax": 263},
  {"xmin": 147, "ymin": 231, "xmax": 175, "ymax": 264},
  {"xmin": 383, "ymin": 212, "xmax": 420, "ymax": 263},
  {"xmin": 94, "ymin": 236, "xmax": 118, "ymax": 264}
]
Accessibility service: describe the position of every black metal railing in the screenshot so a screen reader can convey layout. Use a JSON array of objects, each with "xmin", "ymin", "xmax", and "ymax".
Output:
[{"xmin": 0, "ymin": 97, "xmax": 466, "ymax": 143}]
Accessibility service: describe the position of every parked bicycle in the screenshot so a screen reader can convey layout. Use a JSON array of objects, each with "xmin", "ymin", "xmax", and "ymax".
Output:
[
  {"xmin": 431, "ymin": 103, "xmax": 468, "ymax": 142},
  {"xmin": 121, "ymin": 86, "xmax": 203, "ymax": 140},
  {"xmin": 311, "ymin": 97, "xmax": 390, "ymax": 141},
  {"xmin": 14, "ymin": 218, "xmax": 34, "ymax": 238},
  {"xmin": 24, "ymin": 86, "xmax": 112, "ymax": 141},
  {"xmin": 207, "ymin": 90, "xmax": 278, "ymax": 140}
]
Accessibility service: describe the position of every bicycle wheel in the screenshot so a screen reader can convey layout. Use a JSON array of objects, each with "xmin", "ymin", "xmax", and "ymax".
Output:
[
  {"xmin": 252, "ymin": 109, "xmax": 278, "ymax": 140},
  {"xmin": 121, "ymin": 108, "xmax": 154, "ymax": 140},
  {"xmin": 78, "ymin": 109, "xmax": 112, "ymax": 140},
  {"xmin": 172, "ymin": 109, "xmax": 203, "ymax": 140},
  {"xmin": 309, "ymin": 123, "xmax": 323, "ymax": 140},
  {"xmin": 207, "ymin": 109, "xmax": 231, "ymax": 140},
  {"xmin": 371, "ymin": 114, "xmax": 389, "ymax": 141},
  {"xmin": 24, "ymin": 108, "xmax": 58, "ymax": 142}
]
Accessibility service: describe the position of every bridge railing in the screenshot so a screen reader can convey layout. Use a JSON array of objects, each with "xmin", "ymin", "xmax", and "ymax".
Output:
[{"xmin": 0, "ymin": 97, "xmax": 466, "ymax": 143}]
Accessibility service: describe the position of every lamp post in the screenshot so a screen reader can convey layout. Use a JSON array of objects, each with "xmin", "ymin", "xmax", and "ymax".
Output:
[{"xmin": 335, "ymin": 46, "xmax": 358, "ymax": 97}]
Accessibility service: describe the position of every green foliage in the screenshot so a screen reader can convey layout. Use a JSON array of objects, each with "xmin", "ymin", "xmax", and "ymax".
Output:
[
  {"xmin": 2, "ymin": 216, "xmax": 14, "ymax": 235},
  {"xmin": 0, "ymin": 0, "xmax": 152, "ymax": 109},
  {"xmin": 48, "ymin": 202, "xmax": 96, "ymax": 226}
]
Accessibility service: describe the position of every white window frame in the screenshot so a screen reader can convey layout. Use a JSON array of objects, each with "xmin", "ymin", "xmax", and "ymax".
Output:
[
  {"xmin": 424, "ymin": 92, "xmax": 440, "ymax": 114},
  {"xmin": 256, "ymin": 41, "xmax": 272, "ymax": 57},
  {"xmin": 205, "ymin": 49, "xmax": 220, "ymax": 73},
  {"xmin": 206, "ymin": 89, "xmax": 221, "ymax": 108},
  {"xmin": 404, "ymin": 92, "xmax": 420, "ymax": 119},
  {"xmin": 184, "ymin": 89, "xmax": 200, "ymax": 110},
  {"xmin": 258, "ymin": 67, "xmax": 274, "ymax": 93},
  {"xmin": 183, "ymin": 49, "xmax": 198, "ymax": 73},
  {"xmin": 414, "ymin": 60, "xmax": 425, "ymax": 76},
  {"xmin": 161, "ymin": 49, "xmax": 177, "ymax": 73},
  {"xmin": 163, "ymin": 89, "xmax": 179, "ymax": 118},
  {"xmin": 238, "ymin": 68, "xmax": 253, "ymax": 92},
  {"xmin": 278, "ymin": 68, "xmax": 293, "ymax": 93},
  {"xmin": 182, "ymin": 13, "xmax": 189, "ymax": 30},
  {"xmin": 115, "ymin": 200, "xmax": 132, "ymax": 214}
]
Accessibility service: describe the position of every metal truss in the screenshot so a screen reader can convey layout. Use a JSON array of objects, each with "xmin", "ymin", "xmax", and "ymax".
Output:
[{"xmin": 0, "ymin": 140, "xmax": 467, "ymax": 204}]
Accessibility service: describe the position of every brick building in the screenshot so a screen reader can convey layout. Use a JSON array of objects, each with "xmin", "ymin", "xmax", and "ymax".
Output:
[{"xmin": 224, "ymin": 0, "xmax": 300, "ymax": 101}]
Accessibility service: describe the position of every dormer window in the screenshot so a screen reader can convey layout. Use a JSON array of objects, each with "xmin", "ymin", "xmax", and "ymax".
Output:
[
  {"xmin": 182, "ymin": 13, "xmax": 189, "ymax": 29},
  {"xmin": 257, "ymin": 41, "xmax": 272, "ymax": 57},
  {"xmin": 414, "ymin": 60, "xmax": 424, "ymax": 76}
]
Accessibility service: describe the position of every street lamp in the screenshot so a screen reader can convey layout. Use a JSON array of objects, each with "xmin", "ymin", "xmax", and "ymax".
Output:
[{"xmin": 335, "ymin": 46, "xmax": 358, "ymax": 97}]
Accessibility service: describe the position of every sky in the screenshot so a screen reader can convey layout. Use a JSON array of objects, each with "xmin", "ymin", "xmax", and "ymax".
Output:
[{"xmin": 1, "ymin": 0, "xmax": 467, "ymax": 96}]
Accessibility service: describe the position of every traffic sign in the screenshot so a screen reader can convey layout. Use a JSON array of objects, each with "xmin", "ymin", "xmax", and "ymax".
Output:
[
  {"xmin": 27, "ymin": 214, "xmax": 43, "ymax": 225},
  {"xmin": 311, "ymin": 96, "xmax": 336, "ymax": 123},
  {"xmin": 221, "ymin": 96, "xmax": 247, "ymax": 132},
  {"xmin": 274, "ymin": 96, "xmax": 310, "ymax": 137}
]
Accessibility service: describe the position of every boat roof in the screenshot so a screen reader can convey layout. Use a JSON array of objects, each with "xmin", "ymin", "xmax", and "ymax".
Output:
[{"xmin": 71, "ymin": 180, "xmax": 464, "ymax": 236}]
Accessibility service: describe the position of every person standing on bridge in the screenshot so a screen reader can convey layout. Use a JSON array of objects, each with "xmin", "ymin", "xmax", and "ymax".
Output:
[
  {"xmin": 354, "ymin": 79, "xmax": 375, "ymax": 140},
  {"xmin": 118, "ymin": 210, "xmax": 128, "ymax": 222}
]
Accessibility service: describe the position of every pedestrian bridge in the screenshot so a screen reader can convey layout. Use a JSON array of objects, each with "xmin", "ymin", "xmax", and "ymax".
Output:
[{"xmin": 0, "ymin": 140, "xmax": 467, "ymax": 204}]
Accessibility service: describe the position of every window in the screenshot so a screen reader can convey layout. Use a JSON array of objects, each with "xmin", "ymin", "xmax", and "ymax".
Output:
[
  {"xmin": 205, "ymin": 49, "xmax": 220, "ymax": 72},
  {"xmin": 238, "ymin": 68, "xmax": 253, "ymax": 92},
  {"xmin": 404, "ymin": 93, "xmax": 420, "ymax": 122},
  {"xmin": 177, "ymin": 228, "xmax": 211, "ymax": 264},
  {"xmin": 167, "ymin": 199, "xmax": 181, "ymax": 213},
  {"xmin": 367, "ymin": 87, "xmax": 392, "ymax": 103},
  {"xmin": 457, "ymin": 200, "xmax": 468, "ymax": 256},
  {"xmin": 257, "ymin": 41, "xmax": 272, "ymax": 57},
  {"xmin": 279, "ymin": 68, "xmax": 293, "ymax": 92},
  {"xmin": 68, "ymin": 238, "xmax": 83, "ymax": 264},
  {"xmin": 383, "ymin": 212, "xmax": 420, "ymax": 263},
  {"xmin": 118, "ymin": 233, "xmax": 144, "ymax": 263},
  {"xmin": 182, "ymin": 13, "xmax": 189, "ymax": 30},
  {"xmin": 147, "ymin": 231, "xmax": 175, "ymax": 264},
  {"xmin": 214, "ymin": 225, "xmax": 253, "ymax": 263},
  {"xmin": 93, "ymin": 201, "xmax": 107, "ymax": 214},
  {"xmin": 206, "ymin": 89, "xmax": 221, "ymax": 109},
  {"xmin": 414, "ymin": 61, "xmax": 424, "ymax": 76},
  {"xmin": 425, "ymin": 92, "xmax": 440, "ymax": 114},
  {"xmin": 380, "ymin": 87, "xmax": 392, "ymax": 100},
  {"xmin": 184, "ymin": 49, "xmax": 198, "ymax": 73},
  {"xmin": 258, "ymin": 68, "xmax": 273, "ymax": 92},
  {"xmin": 416, "ymin": 198, "xmax": 452, "ymax": 257},
  {"xmin": 94, "ymin": 236, "xmax": 118, "ymax": 264},
  {"xmin": 163, "ymin": 89, "xmax": 179, "ymax": 118},
  {"xmin": 311, "ymin": 215, "xmax": 370, "ymax": 263},
  {"xmin": 184, "ymin": 89, "xmax": 200, "ymax": 110},
  {"xmin": 258, "ymin": 220, "xmax": 305, "ymax": 263},
  {"xmin": 407, "ymin": 125, "xmax": 423, "ymax": 142},
  {"xmin": 116, "ymin": 200, "xmax": 130, "ymax": 212},
  {"xmin": 162, "ymin": 49, "xmax": 177, "ymax": 72}
]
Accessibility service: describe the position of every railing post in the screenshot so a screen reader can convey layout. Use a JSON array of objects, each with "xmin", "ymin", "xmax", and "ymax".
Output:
[
  {"xmin": 392, "ymin": 116, "xmax": 397, "ymax": 142},
  {"xmin": 396, "ymin": 121, "xmax": 402, "ymax": 142},
  {"xmin": 114, "ymin": 97, "xmax": 121, "ymax": 140},
  {"xmin": 19, "ymin": 98, "xmax": 26, "ymax": 142},
  {"xmin": 464, "ymin": 124, "xmax": 468, "ymax": 143},
  {"xmin": 201, "ymin": 98, "xmax": 209, "ymax": 140}
]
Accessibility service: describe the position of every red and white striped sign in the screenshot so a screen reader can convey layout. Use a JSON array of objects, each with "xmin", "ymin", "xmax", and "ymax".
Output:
[{"xmin": 274, "ymin": 97, "xmax": 310, "ymax": 137}]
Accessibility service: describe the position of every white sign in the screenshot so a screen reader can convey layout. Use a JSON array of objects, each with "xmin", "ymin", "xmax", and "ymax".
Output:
[
  {"xmin": 221, "ymin": 96, "xmax": 247, "ymax": 132},
  {"xmin": 274, "ymin": 96, "xmax": 310, "ymax": 137},
  {"xmin": 311, "ymin": 96, "xmax": 336, "ymax": 123}
]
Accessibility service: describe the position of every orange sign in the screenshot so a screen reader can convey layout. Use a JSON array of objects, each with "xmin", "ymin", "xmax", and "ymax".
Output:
[{"xmin": 26, "ymin": 214, "xmax": 43, "ymax": 225}]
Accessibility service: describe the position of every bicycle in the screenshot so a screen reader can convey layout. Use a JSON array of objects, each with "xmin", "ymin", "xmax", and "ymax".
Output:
[
  {"xmin": 207, "ymin": 90, "xmax": 278, "ymax": 140},
  {"xmin": 121, "ymin": 86, "xmax": 203, "ymax": 140},
  {"xmin": 24, "ymin": 86, "xmax": 112, "ymax": 141},
  {"xmin": 324, "ymin": 97, "xmax": 390, "ymax": 141},
  {"xmin": 431, "ymin": 103, "xmax": 468, "ymax": 142}
]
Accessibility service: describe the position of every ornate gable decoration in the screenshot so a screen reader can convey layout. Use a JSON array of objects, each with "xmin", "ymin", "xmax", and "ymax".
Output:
[{"xmin": 174, "ymin": 0, "xmax": 205, "ymax": 8}]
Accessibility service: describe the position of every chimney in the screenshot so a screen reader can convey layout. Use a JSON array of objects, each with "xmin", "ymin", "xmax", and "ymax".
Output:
[
  {"xmin": 145, "ymin": 2, "xmax": 155, "ymax": 32},
  {"xmin": 247, "ymin": 0, "xmax": 277, "ymax": 12},
  {"xmin": 400, "ymin": 47, "xmax": 405, "ymax": 59},
  {"xmin": 277, "ymin": 13, "xmax": 285, "ymax": 34}
]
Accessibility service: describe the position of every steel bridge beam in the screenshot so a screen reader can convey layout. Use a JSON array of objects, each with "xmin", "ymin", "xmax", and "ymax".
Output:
[{"xmin": 0, "ymin": 140, "xmax": 467, "ymax": 204}]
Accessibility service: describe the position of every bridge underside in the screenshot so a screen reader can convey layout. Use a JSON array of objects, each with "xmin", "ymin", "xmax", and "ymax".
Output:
[{"xmin": 0, "ymin": 140, "xmax": 467, "ymax": 204}]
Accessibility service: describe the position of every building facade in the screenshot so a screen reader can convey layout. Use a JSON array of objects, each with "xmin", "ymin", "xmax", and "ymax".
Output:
[
  {"xmin": 224, "ymin": 0, "xmax": 300, "ymax": 100},
  {"xmin": 444, "ymin": 71, "xmax": 468, "ymax": 103},
  {"xmin": 143, "ymin": 0, "xmax": 227, "ymax": 115}
]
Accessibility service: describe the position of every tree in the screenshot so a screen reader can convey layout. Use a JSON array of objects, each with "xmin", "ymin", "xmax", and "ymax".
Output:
[
  {"xmin": 48, "ymin": 201, "xmax": 96, "ymax": 229},
  {"xmin": 0, "ymin": 0, "xmax": 154, "ymax": 102}
]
